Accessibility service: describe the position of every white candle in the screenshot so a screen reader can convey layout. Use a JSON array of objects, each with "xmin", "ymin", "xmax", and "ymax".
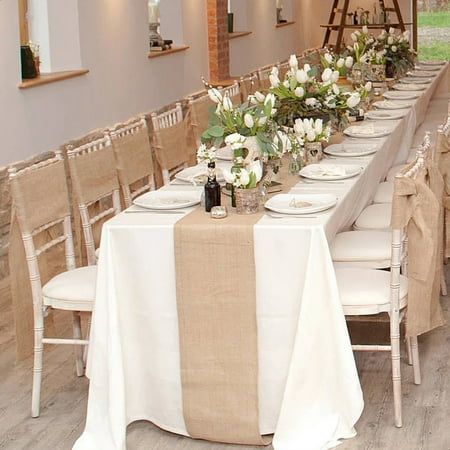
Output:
[
  {"xmin": 148, "ymin": 1, "xmax": 160, "ymax": 23},
  {"xmin": 276, "ymin": 0, "xmax": 283, "ymax": 8},
  {"xmin": 228, "ymin": 0, "xmax": 231, "ymax": 13}
]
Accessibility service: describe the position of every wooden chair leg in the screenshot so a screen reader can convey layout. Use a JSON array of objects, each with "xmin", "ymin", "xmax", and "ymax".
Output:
[
  {"xmin": 31, "ymin": 326, "xmax": 44, "ymax": 418},
  {"xmin": 406, "ymin": 337, "xmax": 413, "ymax": 366},
  {"xmin": 72, "ymin": 312, "xmax": 85, "ymax": 377},
  {"xmin": 440, "ymin": 271, "xmax": 447, "ymax": 296},
  {"xmin": 83, "ymin": 315, "xmax": 92, "ymax": 368},
  {"xmin": 391, "ymin": 319, "xmax": 402, "ymax": 428},
  {"xmin": 410, "ymin": 336, "xmax": 421, "ymax": 385}
]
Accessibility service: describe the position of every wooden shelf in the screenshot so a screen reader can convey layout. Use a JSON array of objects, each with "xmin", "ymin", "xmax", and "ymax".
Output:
[
  {"xmin": 276, "ymin": 21, "xmax": 296, "ymax": 28},
  {"xmin": 148, "ymin": 45, "xmax": 190, "ymax": 59},
  {"xmin": 320, "ymin": 22, "xmax": 412, "ymax": 29},
  {"xmin": 229, "ymin": 31, "xmax": 252, "ymax": 40},
  {"xmin": 18, "ymin": 69, "xmax": 89, "ymax": 89}
]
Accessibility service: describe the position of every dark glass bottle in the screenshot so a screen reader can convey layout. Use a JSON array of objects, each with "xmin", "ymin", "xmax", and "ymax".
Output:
[{"xmin": 204, "ymin": 162, "xmax": 221, "ymax": 212}]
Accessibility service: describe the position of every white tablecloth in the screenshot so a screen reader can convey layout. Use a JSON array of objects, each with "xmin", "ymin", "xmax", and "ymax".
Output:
[{"xmin": 74, "ymin": 64, "xmax": 448, "ymax": 450}]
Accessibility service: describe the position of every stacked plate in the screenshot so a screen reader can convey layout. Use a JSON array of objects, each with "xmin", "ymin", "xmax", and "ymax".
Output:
[
  {"xmin": 365, "ymin": 109, "xmax": 408, "ymax": 120},
  {"xmin": 418, "ymin": 60, "xmax": 446, "ymax": 67},
  {"xmin": 265, "ymin": 194, "xmax": 337, "ymax": 215},
  {"xmin": 344, "ymin": 124, "xmax": 392, "ymax": 138},
  {"xmin": 383, "ymin": 90, "xmax": 420, "ymax": 100},
  {"xmin": 392, "ymin": 83, "xmax": 426, "ymax": 91},
  {"xmin": 400, "ymin": 77, "xmax": 432, "ymax": 84},
  {"xmin": 133, "ymin": 191, "xmax": 202, "ymax": 210},
  {"xmin": 299, "ymin": 163, "xmax": 363, "ymax": 180},
  {"xmin": 324, "ymin": 143, "xmax": 378, "ymax": 157},
  {"xmin": 408, "ymin": 70, "xmax": 438, "ymax": 78},
  {"xmin": 415, "ymin": 64, "xmax": 440, "ymax": 72},
  {"xmin": 373, "ymin": 99, "xmax": 414, "ymax": 110}
]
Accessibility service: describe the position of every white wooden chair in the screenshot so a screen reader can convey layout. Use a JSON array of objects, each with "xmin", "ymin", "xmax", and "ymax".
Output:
[
  {"xmin": 9, "ymin": 152, "xmax": 96, "ymax": 418},
  {"xmin": 220, "ymin": 81, "xmax": 241, "ymax": 105},
  {"xmin": 109, "ymin": 116, "xmax": 156, "ymax": 208},
  {"xmin": 151, "ymin": 103, "xmax": 190, "ymax": 185},
  {"xmin": 335, "ymin": 153, "xmax": 427, "ymax": 428},
  {"xmin": 187, "ymin": 92, "xmax": 217, "ymax": 148},
  {"xmin": 67, "ymin": 134, "xmax": 121, "ymax": 265},
  {"xmin": 239, "ymin": 73, "xmax": 258, "ymax": 101}
]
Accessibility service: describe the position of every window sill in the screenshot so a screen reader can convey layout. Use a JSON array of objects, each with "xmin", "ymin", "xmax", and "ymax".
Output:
[
  {"xmin": 18, "ymin": 69, "xmax": 89, "ymax": 89},
  {"xmin": 229, "ymin": 31, "xmax": 252, "ymax": 40},
  {"xmin": 148, "ymin": 45, "xmax": 190, "ymax": 59},
  {"xmin": 276, "ymin": 21, "xmax": 296, "ymax": 28}
]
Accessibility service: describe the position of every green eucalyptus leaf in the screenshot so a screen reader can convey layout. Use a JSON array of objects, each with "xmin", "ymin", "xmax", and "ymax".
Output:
[{"xmin": 208, "ymin": 125, "xmax": 225, "ymax": 138}]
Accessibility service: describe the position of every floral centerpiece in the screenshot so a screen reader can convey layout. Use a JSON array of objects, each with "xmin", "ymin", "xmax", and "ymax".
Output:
[
  {"xmin": 269, "ymin": 55, "xmax": 362, "ymax": 131},
  {"xmin": 321, "ymin": 51, "xmax": 354, "ymax": 78},
  {"xmin": 377, "ymin": 28, "xmax": 415, "ymax": 79},
  {"xmin": 365, "ymin": 48, "xmax": 387, "ymax": 82},
  {"xmin": 293, "ymin": 118, "xmax": 330, "ymax": 165},
  {"xmin": 345, "ymin": 27, "xmax": 377, "ymax": 84}
]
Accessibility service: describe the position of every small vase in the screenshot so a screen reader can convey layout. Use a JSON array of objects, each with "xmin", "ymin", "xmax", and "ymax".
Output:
[
  {"xmin": 236, "ymin": 188, "xmax": 260, "ymax": 215},
  {"xmin": 262, "ymin": 157, "xmax": 282, "ymax": 186},
  {"xmin": 289, "ymin": 153, "xmax": 302, "ymax": 175},
  {"xmin": 370, "ymin": 64, "xmax": 386, "ymax": 82},
  {"xmin": 351, "ymin": 65, "xmax": 365, "ymax": 86},
  {"xmin": 385, "ymin": 61, "xmax": 396, "ymax": 79},
  {"xmin": 304, "ymin": 142, "xmax": 323, "ymax": 166},
  {"xmin": 243, "ymin": 136, "xmax": 261, "ymax": 164}
]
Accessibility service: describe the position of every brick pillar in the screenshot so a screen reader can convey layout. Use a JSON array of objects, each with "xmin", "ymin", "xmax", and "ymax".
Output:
[{"xmin": 206, "ymin": 0, "xmax": 230, "ymax": 84}]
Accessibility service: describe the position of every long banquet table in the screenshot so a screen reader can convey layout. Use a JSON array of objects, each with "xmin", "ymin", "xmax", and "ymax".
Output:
[{"xmin": 74, "ymin": 64, "xmax": 448, "ymax": 450}]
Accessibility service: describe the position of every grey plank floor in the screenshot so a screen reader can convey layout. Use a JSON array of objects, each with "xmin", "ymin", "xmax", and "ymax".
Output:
[{"xmin": 0, "ymin": 271, "xmax": 449, "ymax": 450}]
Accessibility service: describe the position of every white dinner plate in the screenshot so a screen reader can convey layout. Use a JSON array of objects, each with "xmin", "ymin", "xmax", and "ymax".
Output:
[
  {"xmin": 383, "ymin": 90, "xmax": 420, "ymax": 100},
  {"xmin": 418, "ymin": 60, "xmax": 445, "ymax": 66},
  {"xmin": 215, "ymin": 146, "xmax": 233, "ymax": 161},
  {"xmin": 265, "ymin": 193, "xmax": 337, "ymax": 215},
  {"xmin": 365, "ymin": 109, "xmax": 408, "ymax": 120},
  {"xmin": 323, "ymin": 143, "xmax": 378, "ymax": 157},
  {"xmin": 373, "ymin": 100, "xmax": 414, "ymax": 110},
  {"xmin": 344, "ymin": 124, "xmax": 392, "ymax": 138},
  {"xmin": 175, "ymin": 165, "xmax": 225, "ymax": 184},
  {"xmin": 393, "ymin": 83, "xmax": 426, "ymax": 91},
  {"xmin": 299, "ymin": 163, "xmax": 363, "ymax": 181},
  {"xmin": 400, "ymin": 77, "xmax": 432, "ymax": 84},
  {"xmin": 415, "ymin": 64, "xmax": 440, "ymax": 72},
  {"xmin": 133, "ymin": 190, "xmax": 201, "ymax": 210},
  {"xmin": 408, "ymin": 70, "xmax": 437, "ymax": 78}
]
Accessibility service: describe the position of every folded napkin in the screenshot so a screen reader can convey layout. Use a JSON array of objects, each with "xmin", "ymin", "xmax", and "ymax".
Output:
[{"xmin": 308, "ymin": 165, "xmax": 347, "ymax": 177}]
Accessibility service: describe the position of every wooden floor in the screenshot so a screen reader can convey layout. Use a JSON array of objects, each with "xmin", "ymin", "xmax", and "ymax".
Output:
[{"xmin": 0, "ymin": 272, "xmax": 449, "ymax": 450}]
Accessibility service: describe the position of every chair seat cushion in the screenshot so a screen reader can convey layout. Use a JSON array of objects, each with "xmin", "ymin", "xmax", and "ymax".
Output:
[
  {"xmin": 331, "ymin": 231, "xmax": 391, "ymax": 268},
  {"xmin": 354, "ymin": 203, "xmax": 392, "ymax": 231},
  {"xmin": 373, "ymin": 181, "xmax": 394, "ymax": 204},
  {"xmin": 335, "ymin": 267, "xmax": 408, "ymax": 315},
  {"xmin": 43, "ymin": 266, "xmax": 97, "ymax": 312},
  {"xmin": 386, "ymin": 164, "xmax": 408, "ymax": 181}
]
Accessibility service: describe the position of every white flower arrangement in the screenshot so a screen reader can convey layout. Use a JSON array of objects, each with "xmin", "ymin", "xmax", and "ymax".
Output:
[
  {"xmin": 196, "ymin": 144, "xmax": 217, "ymax": 164},
  {"xmin": 223, "ymin": 160, "xmax": 263, "ymax": 189},
  {"xmin": 293, "ymin": 118, "xmax": 331, "ymax": 144}
]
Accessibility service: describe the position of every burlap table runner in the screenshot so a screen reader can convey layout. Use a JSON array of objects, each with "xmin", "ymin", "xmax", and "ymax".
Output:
[
  {"xmin": 391, "ymin": 168, "xmax": 445, "ymax": 337},
  {"xmin": 437, "ymin": 132, "xmax": 450, "ymax": 258},
  {"xmin": 174, "ymin": 164, "xmax": 299, "ymax": 445},
  {"xmin": 9, "ymin": 158, "xmax": 71, "ymax": 359}
]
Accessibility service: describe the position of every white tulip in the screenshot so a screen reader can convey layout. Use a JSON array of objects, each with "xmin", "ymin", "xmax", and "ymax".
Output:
[
  {"xmin": 347, "ymin": 45, "xmax": 353, "ymax": 52},
  {"xmin": 332, "ymin": 83, "xmax": 340, "ymax": 95},
  {"xmin": 355, "ymin": 30, "xmax": 361, "ymax": 36},
  {"xmin": 294, "ymin": 86, "xmax": 305, "ymax": 98},
  {"xmin": 294, "ymin": 119, "xmax": 304, "ymax": 135},
  {"xmin": 283, "ymin": 80, "xmax": 290, "ymax": 88},
  {"xmin": 305, "ymin": 98, "xmax": 317, "ymax": 107},
  {"xmin": 223, "ymin": 168, "xmax": 235, "ymax": 184},
  {"xmin": 345, "ymin": 56, "xmax": 354, "ymax": 68},
  {"xmin": 249, "ymin": 95, "xmax": 258, "ymax": 105},
  {"xmin": 244, "ymin": 113, "xmax": 254, "ymax": 129},
  {"xmin": 303, "ymin": 63, "xmax": 311, "ymax": 73},
  {"xmin": 351, "ymin": 32, "xmax": 357, "ymax": 42},
  {"xmin": 389, "ymin": 27, "xmax": 395, "ymax": 34},
  {"xmin": 331, "ymin": 70, "xmax": 340, "ymax": 83},
  {"xmin": 321, "ymin": 68, "xmax": 333, "ymax": 83},
  {"xmin": 314, "ymin": 119, "xmax": 323, "ymax": 135},
  {"xmin": 269, "ymin": 74, "xmax": 280, "ymax": 88},
  {"xmin": 337, "ymin": 57, "xmax": 345, "ymax": 68},
  {"xmin": 208, "ymin": 88, "xmax": 222, "ymax": 104},
  {"xmin": 250, "ymin": 161, "xmax": 263, "ymax": 182},
  {"xmin": 223, "ymin": 95, "xmax": 233, "ymax": 111},
  {"xmin": 364, "ymin": 81, "xmax": 372, "ymax": 92},
  {"xmin": 239, "ymin": 169, "xmax": 250, "ymax": 187},
  {"xmin": 225, "ymin": 132, "xmax": 245, "ymax": 144},
  {"xmin": 387, "ymin": 36, "xmax": 394, "ymax": 45},
  {"xmin": 306, "ymin": 129, "xmax": 317, "ymax": 142},
  {"xmin": 324, "ymin": 53, "xmax": 333, "ymax": 64},
  {"xmin": 271, "ymin": 66, "xmax": 279, "ymax": 76},
  {"xmin": 296, "ymin": 69, "xmax": 308, "ymax": 84},
  {"xmin": 254, "ymin": 91, "xmax": 265, "ymax": 103},
  {"xmin": 264, "ymin": 93, "xmax": 276, "ymax": 109},
  {"xmin": 347, "ymin": 93, "xmax": 361, "ymax": 108},
  {"xmin": 391, "ymin": 45, "xmax": 397, "ymax": 52},
  {"xmin": 362, "ymin": 25, "xmax": 369, "ymax": 34},
  {"xmin": 258, "ymin": 116, "xmax": 267, "ymax": 125},
  {"xmin": 289, "ymin": 54, "xmax": 299, "ymax": 69},
  {"xmin": 353, "ymin": 43, "xmax": 359, "ymax": 52}
]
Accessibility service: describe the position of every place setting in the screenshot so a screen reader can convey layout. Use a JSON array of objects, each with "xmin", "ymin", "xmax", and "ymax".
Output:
[
  {"xmin": 343, "ymin": 123, "xmax": 393, "ymax": 138},
  {"xmin": 392, "ymin": 83, "xmax": 426, "ymax": 91},
  {"xmin": 372, "ymin": 99, "xmax": 415, "ymax": 110},
  {"xmin": 365, "ymin": 109, "xmax": 409, "ymax": 120},
  {"xmin": 408, "ymin": 69, "xmax": 439, "ymax": 78},
  {"xmin": 323, "ymin": 142, "xmax": 379, "ymax": 157},
  {"xmin": 383, "ymin": 90, "xmax": 421, "ymax": 100},
  {"xmin": 400, "ymin": 76, "xmax": 433, "ymax": 84}
]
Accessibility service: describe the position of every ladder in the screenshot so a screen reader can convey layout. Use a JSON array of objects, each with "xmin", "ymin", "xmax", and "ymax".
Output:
[{"xmin": 321, "ymin": 0, "xmax": 409, "ymax": 51}]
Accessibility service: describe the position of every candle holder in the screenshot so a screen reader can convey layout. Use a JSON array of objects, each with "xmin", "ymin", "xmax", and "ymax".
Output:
[
  {"xmin": 149, "ymin": 23, "xmax": 164, "ymax": 48},
  {"xmin": 228, "ymin": 13, "xmax": 234, "ymax": 33}
]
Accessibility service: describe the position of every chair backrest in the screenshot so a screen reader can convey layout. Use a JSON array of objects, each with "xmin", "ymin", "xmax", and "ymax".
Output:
[
  {"xmin": 220, "ymin": 81, "xmax": 241, "ymax": 105},
  {"xmin": 67, "ymin": 134, "xmax": 121, "ymax": 265},
  {"xmin": 9, "ymin": 152, "xmax": 76, "ymax": 326},
  {"xmin": 187, "ymin": 93, "xmax": 217, "ymax": 148},
  {"xmin": 239, "ymin": 73, "xmax": 258, "ymax": 101},
  {"xmin": 151, "ymin": 102, "xmax": 190, "ymax": 185},
  {"xmin": 109, "ymin": 116, "xmax": 155, "ymax": 208}
]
